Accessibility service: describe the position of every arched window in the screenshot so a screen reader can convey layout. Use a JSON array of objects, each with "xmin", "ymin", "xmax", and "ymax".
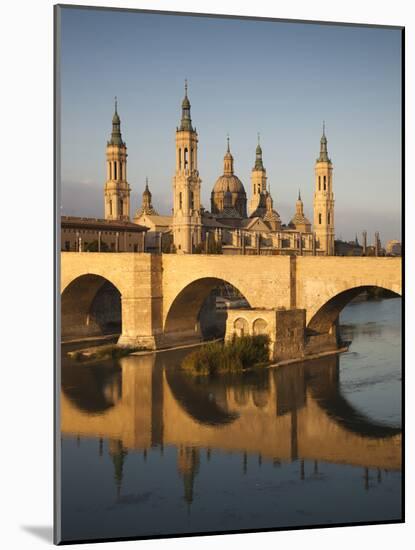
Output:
[
  {"xmin": 318, "ymin": 176, "xmax": 321, "ymax": 190},
  {"xmin": 120, "ymin": 163, "xmax": 123, "ymax": 180},
  {"xmin": 323, "ymin": 175, "xmax": 326, "ymax": 190},
  {"xmin": 109, "ymin": 200, "xmax": 113, "ymax": 216},
  {"xmin": 190, "ymin": 148, "xmax": 193, "ymax": 169},
  {"xmin": 120, "ymin": 199, "xmax": 123, "ymax": 215},
  {"xmin": 178, "ymin": 148, "xmax": 181, "ymax": 170},
  {"xmin": 328, "ymin": 212, "xmax": 331, "ymax": 224},
  {"xmin": 179, "ymin": 192, "xmax": 182, "ymax": 209},
  {"xmin": 184, "ymin": 148, "xmax": 188, "ymax": 168},
  {"xmin": 234, "ymin": 317, "xmax": 249, "ymax": 337},
  {"xmin": 114, "ymin": 162, "xmax": 117, "ymax": 180},
  {"xmin": 190, "ymin": 191, "xmax": 194, "ymax": 210},
  {"xmin": 319, "ymin": 213, "xmax": 322, "ymax": 224},
  {"xmin": 253, "ymin": 318, "xmax": 267, "ymax": 335}
]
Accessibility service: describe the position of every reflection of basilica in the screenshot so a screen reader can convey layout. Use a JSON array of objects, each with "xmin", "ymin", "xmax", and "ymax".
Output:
[{"xmin": 61, "ymin": 351, "xmax": 401, "ymax": 500}]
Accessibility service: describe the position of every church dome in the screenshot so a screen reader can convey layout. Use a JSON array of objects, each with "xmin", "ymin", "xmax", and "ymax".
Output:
[
  {"xmin": 213, "ymin": 174, "xmax": 246, "ymax": 194},
  {"xmin": 210, "ymin": 137, "xmax": 248, "ymax": 218}
]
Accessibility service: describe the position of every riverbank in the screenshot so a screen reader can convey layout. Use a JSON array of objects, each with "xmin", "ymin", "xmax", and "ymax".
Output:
[{"xmin": 67, "ymin": 343, "xmax": 148, "ymax": 363}]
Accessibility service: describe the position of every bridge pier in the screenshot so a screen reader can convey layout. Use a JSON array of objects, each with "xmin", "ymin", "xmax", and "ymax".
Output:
[{"xmin": 117, "ymin": 296, "xmax": 159, "ymax": 349}]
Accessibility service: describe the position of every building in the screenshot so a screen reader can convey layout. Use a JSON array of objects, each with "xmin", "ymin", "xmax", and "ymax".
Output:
[
  {"xmin": 63, "ymin": 84, "xmax": 339, "ymax": 256},
  {"xmin": 386, "ymin": 240, "xmax": 402, "ymax": 256},
  {"xmin": 133, "ymin": 179, "xmax": 173, "ymax": 252},
  {"xmin": 61, "ymin": 216, "xmax": 147, "ymax": 252},
  {"xmin": 133, "ymin": 83, "xmax": 335, "ymax": 256},
  {"xmin": 104, "ymin": 98, "xmax": 131, "ymax": 222}
]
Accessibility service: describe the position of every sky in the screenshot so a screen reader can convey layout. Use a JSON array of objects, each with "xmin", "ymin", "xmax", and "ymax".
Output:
[{"xmin": 59, "ymin": 7, "xmax": 402, "ymax": 244}]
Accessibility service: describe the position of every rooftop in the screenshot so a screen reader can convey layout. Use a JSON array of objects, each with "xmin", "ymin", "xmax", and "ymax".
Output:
[{"xmin": 61, "ymin": 216, "xmax": 148, "ymax": 232}]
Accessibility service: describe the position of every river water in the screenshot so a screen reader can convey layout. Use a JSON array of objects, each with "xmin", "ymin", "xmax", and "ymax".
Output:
[{"xmin": 59, "ymin": 297, "xmax": 402, "ymax": 542}]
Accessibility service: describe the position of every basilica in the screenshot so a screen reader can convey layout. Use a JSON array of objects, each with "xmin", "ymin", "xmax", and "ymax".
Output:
[{"xmin": 68, "ymin": 83, "xmax": 335, "ymax": 256}]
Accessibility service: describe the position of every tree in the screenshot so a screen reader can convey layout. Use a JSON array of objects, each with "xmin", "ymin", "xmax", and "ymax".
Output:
[{"xmin": 85, "ymin": 240, "xmax": 109, "ymax": 252}]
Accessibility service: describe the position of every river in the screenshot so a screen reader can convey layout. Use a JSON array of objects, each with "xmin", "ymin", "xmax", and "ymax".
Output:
[{"xmin": 59, "ymin": 297, "xmax": 402, "ymax": 542}]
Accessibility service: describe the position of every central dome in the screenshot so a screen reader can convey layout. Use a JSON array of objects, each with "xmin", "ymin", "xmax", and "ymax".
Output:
[
  {"xmin": 213, "ymin": 174, "xmax": 245, "ymax": 194},
  {"xmin": 210, "ymin": 138, "xmax": 248, "ymax": 218}
]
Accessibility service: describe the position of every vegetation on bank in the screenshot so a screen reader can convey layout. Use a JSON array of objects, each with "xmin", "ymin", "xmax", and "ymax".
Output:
[
  {"xmin": 68, "ymin": 344, "xmax": 148, "ymax": 363},
  {"xmin": 181, "ymin": 334, "xmax": 270, "ymax": 375}
]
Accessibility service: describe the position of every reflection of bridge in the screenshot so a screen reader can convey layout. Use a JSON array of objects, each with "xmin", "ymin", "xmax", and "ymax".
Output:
[
  {"xmin": 61, "ymin": 253, "xmax": 401, "ymax": 355},
  {"xmin": 61, "ymin": 352, "xmax": 401, "ymax": 474}
]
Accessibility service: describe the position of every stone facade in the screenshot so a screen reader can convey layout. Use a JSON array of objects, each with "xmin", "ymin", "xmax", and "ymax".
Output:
[{"xmin": 61, "ymin": 217, "xmax": 147, "ymax": 252}]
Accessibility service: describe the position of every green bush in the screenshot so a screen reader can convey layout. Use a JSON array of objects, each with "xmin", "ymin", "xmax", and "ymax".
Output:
[
  {"xmin": 85, "ymin": 240, "xmax": 110, "ymax": 252},
  {"xmin": 181, "ymin": 334, "xmax": 269, "ymax": 375}
]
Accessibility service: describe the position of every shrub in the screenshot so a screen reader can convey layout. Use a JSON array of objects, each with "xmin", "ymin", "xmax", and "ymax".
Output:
[{"xmin": 181, "ymin": 334, "xmax": 269, "ymax": 375}]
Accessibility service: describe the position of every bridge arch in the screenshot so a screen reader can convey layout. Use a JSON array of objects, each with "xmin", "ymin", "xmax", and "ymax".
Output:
[
  {"xmin": 163, "ymin": 277, "xmax": 251, "ymax": 343},
  {"xmin": 307, "ymin": 284, "xmax": 402, "ymax": 335},
  {"xmin": 61, "ymin": 273, "xmax": 122, "ymax": 340}
]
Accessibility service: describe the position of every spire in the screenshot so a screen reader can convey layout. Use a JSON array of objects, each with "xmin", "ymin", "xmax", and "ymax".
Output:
[
  {"xmin": 109, "ymin": 96, "xmax": 123, "ymax": 146},
  {"xmin": 143, "ymin": 177, "xmax": 151, "ymax": 198},
  {"xmin": 223, "ymin": 135, "xmax": 234, "ymax": 176},
  {"xmin": 317, "ymin": 121, "xmax": 330, "ymax": 162},
  {"xmin": 179, "ymin": 79, "xmax": 193, "ymax": 131},
  {"xmin": 296, "ymin": 190, "xmax": 304, "ymax": 215},
  {"xmin": 136, "ymin": 178, "xmax": 158, "ymax": 216},
  {"xmin": 109, "ymin": 440, "xmax": 128, "ymax": 498},
  {"xmin": 254, "ymin": 133, "xmax": 265, "ymax": 171}
]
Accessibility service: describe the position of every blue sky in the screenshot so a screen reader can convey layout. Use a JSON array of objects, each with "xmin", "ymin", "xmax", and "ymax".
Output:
[{"xmin": 59, "ymin": 7, "xmax": 402, "ymax": 243}]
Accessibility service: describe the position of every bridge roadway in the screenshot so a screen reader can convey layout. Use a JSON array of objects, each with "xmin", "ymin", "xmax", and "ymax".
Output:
[{"xmin": 61, "ymin": 253, "xmax": 402, "ymax": 352}]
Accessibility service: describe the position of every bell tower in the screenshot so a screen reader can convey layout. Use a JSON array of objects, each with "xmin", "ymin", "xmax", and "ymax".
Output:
[
  {"xmin": 104, "ymin": 98, "xmax": 131, "ymax": 221},
  {"xmin": 172, "ymin": 81, "xmax": 202, "ymax": 253},
  {"xmin": 248, "ymin": 134, "xmax": 267, "ymax": 216},
  {"xmin": 313, "ymin": 123, "xmax": 335, "ymax": 255}
]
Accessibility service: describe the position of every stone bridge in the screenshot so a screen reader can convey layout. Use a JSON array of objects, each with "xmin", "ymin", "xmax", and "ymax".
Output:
[{"xmin": 61, "ymin": 253, "xmax": 401, "ymax": 356}]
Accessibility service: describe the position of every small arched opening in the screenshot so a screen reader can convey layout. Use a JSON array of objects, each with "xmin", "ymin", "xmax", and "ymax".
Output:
[
  {"xmin": 252, "ymin": 318, "xmax": 267, "ymax": 335},
  {"xmin": 234, "ymin": 317, "xmax": 249, "ymax": 337}
]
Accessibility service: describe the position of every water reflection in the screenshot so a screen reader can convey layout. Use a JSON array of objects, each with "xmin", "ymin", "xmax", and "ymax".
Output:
[
  {"xmin": 61, "ymin": 349, "xmax": 401, "ymax": 485},
  {"xmin": 60, "ymin": 299, "xmax": 401, "ymax": 540}
]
